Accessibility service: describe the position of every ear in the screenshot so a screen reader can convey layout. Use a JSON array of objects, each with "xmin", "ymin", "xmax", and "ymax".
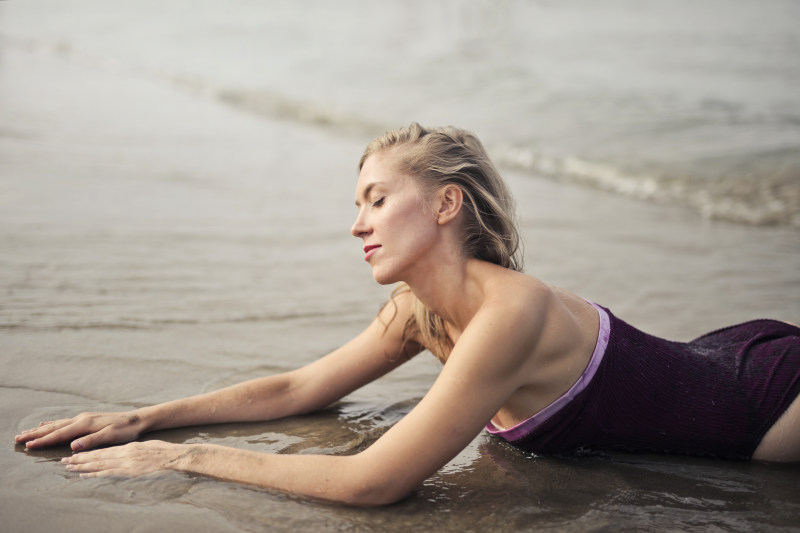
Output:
[{"xmin": 436, "ymin": 184, "xmax": 463, "ymax": 225}]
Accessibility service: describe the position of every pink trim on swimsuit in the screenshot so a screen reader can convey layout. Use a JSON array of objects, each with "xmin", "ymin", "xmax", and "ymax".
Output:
[{"xmin": 486, "ymin": 302, "xmax": 611, "ymax": 441}]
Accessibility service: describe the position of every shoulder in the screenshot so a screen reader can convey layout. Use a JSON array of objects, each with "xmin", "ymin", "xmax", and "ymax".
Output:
[
  {"xmin": 450, "ymin": 271, "xmax": 559, "ymax": 371},
  {"xmin": 455, "ymin": 273, "xmax": 549, "ymax": 356},
  {"xmin": 483, "ymin": 270, "xmax": 552, "ymax": 329}
]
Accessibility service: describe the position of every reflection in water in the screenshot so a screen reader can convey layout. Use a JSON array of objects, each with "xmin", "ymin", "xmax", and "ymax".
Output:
[{"xmin": 11, "ymin": 390, "xmax": 800, "ymax": 531}]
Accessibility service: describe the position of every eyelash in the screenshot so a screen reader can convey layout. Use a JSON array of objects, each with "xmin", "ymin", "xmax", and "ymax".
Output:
[{"xmin": 371, "ymin": 197, "xmax": 385, "ymax": 207}]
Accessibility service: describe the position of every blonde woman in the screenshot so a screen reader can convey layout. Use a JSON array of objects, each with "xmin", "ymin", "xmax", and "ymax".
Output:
[{"xmin": 16, "ymin": 124, "xmax": 800, "ymax": 506}]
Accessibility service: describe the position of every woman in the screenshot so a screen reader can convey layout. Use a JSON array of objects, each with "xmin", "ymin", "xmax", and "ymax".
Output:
[{"xmin": 15, "ymin": 124, "xmax": 800, "ymax": 506}]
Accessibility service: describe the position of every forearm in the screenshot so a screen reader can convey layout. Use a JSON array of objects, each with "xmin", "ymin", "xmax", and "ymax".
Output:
[
  {"xmin": 138, "ymin": 373, "xmax": 308, "ymax": 433},
  {"xmin": 18, "ymin": 364, "xmax": 347, "ymax": 450},
  {"xmin": 168, "ymin": 443, "xmax": 403, "ymax": 506}
]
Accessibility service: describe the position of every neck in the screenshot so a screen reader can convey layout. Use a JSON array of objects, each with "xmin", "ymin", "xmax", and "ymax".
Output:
[{"xmin": 405, "ymin": 256, "xmax": 492, "ymax": 332}]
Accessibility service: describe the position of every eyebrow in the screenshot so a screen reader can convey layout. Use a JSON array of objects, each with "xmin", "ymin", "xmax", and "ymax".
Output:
[{"xmin": 355, "ymin": 182, "xmax": 383, "ymax": 207}]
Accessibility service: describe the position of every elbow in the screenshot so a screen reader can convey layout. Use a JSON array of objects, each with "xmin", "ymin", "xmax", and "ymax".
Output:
[
  {"xmin": 335, "ymin": 458, "xmax": 416, "ymax": 507},
  {"xmin": 341, "ymin": 483, "xmax": 412, "ymax": 507}
]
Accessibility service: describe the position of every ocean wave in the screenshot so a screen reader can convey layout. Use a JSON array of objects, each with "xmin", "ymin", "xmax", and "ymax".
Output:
[
  {"xmin": 492, "ymin": 146, "xmax": 800, "ymax": 227},
  {"xmin": 147, "ymin": 70, "xmax": 800, "ymax": 228},
  {"xmin": 7, "ymin": 35, "xmax": 799, "ymax": 228}
]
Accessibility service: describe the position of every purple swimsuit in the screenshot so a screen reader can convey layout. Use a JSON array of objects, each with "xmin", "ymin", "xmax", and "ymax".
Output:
[{"xmin": 486, "ymin": 304, "xmax": 800, "ymax": 459}]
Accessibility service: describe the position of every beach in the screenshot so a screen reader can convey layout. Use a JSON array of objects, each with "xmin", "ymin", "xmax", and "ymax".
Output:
[{"xmin": 2, "ymin": 1, "xmax": 799, "ymax": 531}]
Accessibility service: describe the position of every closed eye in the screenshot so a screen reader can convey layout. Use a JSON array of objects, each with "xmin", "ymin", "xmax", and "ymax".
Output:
[{"xmin": 372, "ymin": 197, "xmax": 386, "ymax": 207}]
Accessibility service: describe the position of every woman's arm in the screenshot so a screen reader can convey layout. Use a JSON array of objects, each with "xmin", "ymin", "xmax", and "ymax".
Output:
[
  {"xmin": 62, "ymin": 298, "xmax": 544, "ymax": 506},
  {"xmin": 16, "ymin": 294, "xmax": 421, "ymax": 451}
]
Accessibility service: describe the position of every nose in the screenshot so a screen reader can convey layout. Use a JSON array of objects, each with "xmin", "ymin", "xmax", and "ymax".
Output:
[{"xmin": 350, "ymin": 209, "xmax": 371, "ymax": 238}]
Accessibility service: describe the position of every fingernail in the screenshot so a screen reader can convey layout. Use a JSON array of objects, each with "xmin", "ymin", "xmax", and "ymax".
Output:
[{"xmin": 72, "ymin": 440, "xmax": 84, "ymax": 451}]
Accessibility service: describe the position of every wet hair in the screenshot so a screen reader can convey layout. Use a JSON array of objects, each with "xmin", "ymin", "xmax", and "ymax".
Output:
[{"xmin": 361, "ymin": 123, "xmax": 523, "ymax": 361}]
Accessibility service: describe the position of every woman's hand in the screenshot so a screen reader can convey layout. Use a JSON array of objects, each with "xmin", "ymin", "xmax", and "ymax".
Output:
[
  {"xmin": 15, "ymin": 411, "xmax": 147, "ymax": 451},
  {"xmin": 62, "ymin": 440, "xmax": 186, "ymax": 478}
]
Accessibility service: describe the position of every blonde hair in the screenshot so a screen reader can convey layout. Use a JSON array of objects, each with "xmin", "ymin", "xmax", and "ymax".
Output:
[{"xmin": 362, "ymin": 123, "xmax": 523, "ymax": 362}]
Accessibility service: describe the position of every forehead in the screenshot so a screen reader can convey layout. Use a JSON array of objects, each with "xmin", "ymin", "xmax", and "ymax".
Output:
[{"xmin": 355, "ymin": 150, "xmax": 412, "ymax": 199}]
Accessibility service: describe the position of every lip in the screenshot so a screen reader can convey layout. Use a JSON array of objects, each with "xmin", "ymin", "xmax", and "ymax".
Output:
[{"xmin": 363, "ymin": 244, "xmax": 381, "ymax": 261}]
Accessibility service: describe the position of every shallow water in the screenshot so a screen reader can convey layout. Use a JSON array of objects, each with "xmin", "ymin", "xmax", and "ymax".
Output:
[
  {"xmin": 2, "ymin": 2, "xmax": 800, "ymax": 532},
  {"xmin": 4, "ymin": 0, "xmax": 799, "ymax": 226}
]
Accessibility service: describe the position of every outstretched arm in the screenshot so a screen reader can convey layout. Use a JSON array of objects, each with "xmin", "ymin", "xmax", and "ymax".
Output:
[
  {"xmin": 61, "ymin": 300, "xmax": 541, "ymax": 506},
  {"xmin": 16, "ymin": 295, "xmax": 420, "ymax": 452}
]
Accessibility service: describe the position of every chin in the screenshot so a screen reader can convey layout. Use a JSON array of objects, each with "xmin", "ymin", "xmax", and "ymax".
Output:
[
  {"xmin": 370, "ymin": 267, "xmax": 401, "ymax": 286},
  {"xmin": 372, "ymin": 273, "xmax": 397, "ymax": 286}
]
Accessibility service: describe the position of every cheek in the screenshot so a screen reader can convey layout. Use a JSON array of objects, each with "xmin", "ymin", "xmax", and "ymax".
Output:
[
  {"xmin": 390, "ymin": 211, "xmax": 430, "ymax": 239},
  {"xmin": 397, "ymin": 216, "xmax": 438, "ymax": 251},
  {"xmin": 377, "ymin": 192, "xmax": 437, "ymax": 247}
]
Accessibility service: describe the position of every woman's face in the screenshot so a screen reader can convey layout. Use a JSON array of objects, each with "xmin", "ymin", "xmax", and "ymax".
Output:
[{"xmin": 351, "ymin": 150, "xmax": 439, "ymax": 285}]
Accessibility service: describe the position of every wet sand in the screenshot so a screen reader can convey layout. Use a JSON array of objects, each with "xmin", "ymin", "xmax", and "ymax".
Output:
[{"xmin": 2, "ymin": 42, "xmax": 799, "ymax": 532}]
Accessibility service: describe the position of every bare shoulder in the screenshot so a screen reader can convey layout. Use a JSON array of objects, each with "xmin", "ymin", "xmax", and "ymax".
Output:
[
  {"xmin": 460, "ymin": 272, "xmax": 552, "ymax": 360},
  {"xmin": 484, "ymin": 269, "xmax": 594, "ymax": 331},
  {"xmin": 482, "ymin": 270, "xmax": 553, "ymax": 329},
  {"xmin": 476, "ymin": 267, "xmax": 597, "ymax": 372},
  {"xmin": 472, "ymin": 269, "xmax": 600, "ymax": 422}
]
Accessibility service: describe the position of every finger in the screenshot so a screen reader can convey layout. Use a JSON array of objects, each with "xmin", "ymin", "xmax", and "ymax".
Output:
[
  {"xmin": 64, "ymin": 442, "xmax": 135, "ymax": 464},
  {"xmin": 64, "ymin": 456, "xmax": 124, "ymax": 474},
  {"xmin": 70, "ymin": 425, "xmax": 118, "ymax": 451},
  {"xmin": 15, "ymin": 419, "xmax": 70, "ymax": 440},
  {"xmin": 24, "ymin": 419, "xmax": 102, "ymax": 450},
  {"xmin": 15, "ymin": 419, "xmax": 76, "ymax": 446},
  {"xmin": 63, "ymin": 444, "xmax": 137, "ymax": 473},
  {"xmin": 62, "ymin": 451, "xmax": 109, "ymax": 469}
]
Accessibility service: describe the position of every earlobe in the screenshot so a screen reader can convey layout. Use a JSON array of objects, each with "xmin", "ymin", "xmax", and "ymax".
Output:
[{"xmin": 437, "ymin": 185, "xmax": 463, "ymax": 225}]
